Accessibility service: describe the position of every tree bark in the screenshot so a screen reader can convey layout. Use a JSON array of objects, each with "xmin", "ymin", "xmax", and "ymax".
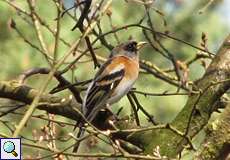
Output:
[
  {"xmin": 126, "ymin": 34, "xmax": 230, "ymax": 157},
  {"xmin": 0, "ymin": 81, "xmax": 80, "ymax": 121},
  {"xmin": 195, "ymin": 104, "xmax": 230, "ymax": 160}
]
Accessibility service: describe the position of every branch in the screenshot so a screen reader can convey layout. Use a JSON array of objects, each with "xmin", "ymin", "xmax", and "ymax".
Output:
[
  {"xmin": 125, "ymin": 34, "xmax": 230, "ymax": 157},
  {"xmin": 0, "ymin": 81, "xmax": 80, "ymax": 121},
  {"xmin": 18, "ymin": 67, "xmax": 82, "ymax": 103},
  {"xmin": 0, "ymin": 81, "xmax": 115, "ymax": 131},
  {"xmin": 195, "ymin": 104, "xmax": 230, "ymax": 160},
  {"xmin": 71, "ymin": 0, "xmax": 92, "ymax": 31}
]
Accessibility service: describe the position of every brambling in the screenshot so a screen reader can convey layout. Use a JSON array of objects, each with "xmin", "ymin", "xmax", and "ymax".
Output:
[{"xmin": 73, "ymin": 40, "xmax": 147, "ymax": 152}]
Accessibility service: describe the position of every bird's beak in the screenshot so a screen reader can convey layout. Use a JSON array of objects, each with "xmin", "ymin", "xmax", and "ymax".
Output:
[{"xmin": 137, "ymin": 41, "xmax": 148, "ymax": 50}]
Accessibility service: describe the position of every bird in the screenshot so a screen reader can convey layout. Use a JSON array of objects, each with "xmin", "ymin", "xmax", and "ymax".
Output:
[{"xmin": 73, "ymin": 40, "xmax": 147, "ymax": 152}]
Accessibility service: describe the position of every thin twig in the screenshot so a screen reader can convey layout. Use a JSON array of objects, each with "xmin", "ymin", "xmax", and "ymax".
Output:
[
  {"xmin": 127, "ymin": 94, "xmax": 140, "ymax": 126},
  {"xmin": 130, "ymin": 93, "xmax": 157, "ymax": 125},
  {"xmin": 27, "ymin": 0, "xmax": 52, "ymax": 65}
]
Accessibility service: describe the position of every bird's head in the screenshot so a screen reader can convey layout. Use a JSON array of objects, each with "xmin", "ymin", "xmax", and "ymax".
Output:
[{"xmin": 111, "ymin": 41, "xmax": 147, "ymax": 58}]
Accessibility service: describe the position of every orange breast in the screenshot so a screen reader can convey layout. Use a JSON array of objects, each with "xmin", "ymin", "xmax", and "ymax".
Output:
[
  {"xmin": 121, "ymin": 56, "xmax": 139, "ymax": 80},
  {"xmin": 107, "ymin": 55, "xmax": 139, "ymax": 80},
  {"xmin": 107, "ymin": 56, "xmax": 139, "ymax": 104}
]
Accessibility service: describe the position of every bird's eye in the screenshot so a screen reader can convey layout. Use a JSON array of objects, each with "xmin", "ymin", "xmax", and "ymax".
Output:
[{"xmin": 125, "ymin": 42, "xmax": 137, "ymax": 52}]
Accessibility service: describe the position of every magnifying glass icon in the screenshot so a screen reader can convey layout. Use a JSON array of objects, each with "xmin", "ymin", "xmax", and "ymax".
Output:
[{"xmin": 3, "ymin": 141, "xmax": 18, "ymax": 157}]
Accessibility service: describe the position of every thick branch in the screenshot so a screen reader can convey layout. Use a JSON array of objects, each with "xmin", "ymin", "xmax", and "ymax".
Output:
[
  {"xmin": 0, "ymin": 81, "xmax": 80, "ymax": 121},
  {"xmin": 195, "ymin": 104, "xmax": 230, "ymax": 160},
  {"xmin": 125, "ymin": 34, "xmax": 230, "ymax": 157},
  {"xmin": 0, "ymin": 81, "xmax": 114, "ymax": 130}
]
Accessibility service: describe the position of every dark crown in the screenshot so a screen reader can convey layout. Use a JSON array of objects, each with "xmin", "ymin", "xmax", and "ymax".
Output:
[{"xmin": 124, "ymin": 41, "xmax": 138, "ymax": 52}]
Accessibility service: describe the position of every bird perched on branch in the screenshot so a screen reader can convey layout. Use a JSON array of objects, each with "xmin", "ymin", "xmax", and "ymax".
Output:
[{"xmin": 73, "ymin": 40, "xmax": 147, "ymax": 152}]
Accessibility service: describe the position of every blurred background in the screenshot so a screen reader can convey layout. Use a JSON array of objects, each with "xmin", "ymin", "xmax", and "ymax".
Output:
[{"xmin": 0, "ymin": 0, "xmax": 229, "ymax": 159}]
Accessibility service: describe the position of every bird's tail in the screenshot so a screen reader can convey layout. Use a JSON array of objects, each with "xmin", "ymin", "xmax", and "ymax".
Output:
[{"xmin": 73, "ymin": 124, "xmax": 85, "ymax": 152}]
